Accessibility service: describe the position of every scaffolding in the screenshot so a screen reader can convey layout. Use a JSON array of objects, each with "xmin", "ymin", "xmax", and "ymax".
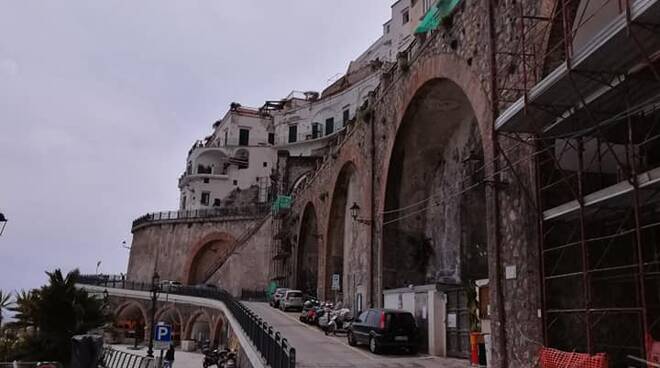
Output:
[{"xmin": 490, "ymin": 0, "xmax": 660, "ymax": 364}]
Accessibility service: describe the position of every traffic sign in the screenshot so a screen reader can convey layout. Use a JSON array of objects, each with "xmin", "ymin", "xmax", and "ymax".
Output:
[{"xmin": 154, "ymin": 322, "xmax": 171, "ymax": 349}]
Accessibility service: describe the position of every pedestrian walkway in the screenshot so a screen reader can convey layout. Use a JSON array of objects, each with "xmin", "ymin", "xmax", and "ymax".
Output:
[
  {"xmin": 111, "ymin": 345, "xmax": 203, "ymax": 368},
  {"xmin": 244, "ymin": 302, "xmax": 469, "ymax": 368}
]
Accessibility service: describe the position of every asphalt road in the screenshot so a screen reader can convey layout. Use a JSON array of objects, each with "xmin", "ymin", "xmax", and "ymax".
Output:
[{"xmin": 244, "ymin": 302, "xmax": 468, "ymax": 368}]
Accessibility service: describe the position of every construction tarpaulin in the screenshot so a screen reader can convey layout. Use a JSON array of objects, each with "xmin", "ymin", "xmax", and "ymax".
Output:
[{"xmin": 415, "ymin": 0, "xmax": 461, "ymax": 34}]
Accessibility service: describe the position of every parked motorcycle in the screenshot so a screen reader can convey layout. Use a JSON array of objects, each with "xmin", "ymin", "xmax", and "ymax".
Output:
[
  {"xmin": 202, "ymin": 348, "xmax": 219, "ymax": 368},
  {"xmin": 325, "ymin": 308, "xmax": 353, "ymax": 336}
]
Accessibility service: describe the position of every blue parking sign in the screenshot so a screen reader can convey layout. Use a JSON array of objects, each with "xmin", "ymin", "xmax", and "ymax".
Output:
[{"xmin": 154, "ymin": 323, "xmax": 171, "ymax": 349}]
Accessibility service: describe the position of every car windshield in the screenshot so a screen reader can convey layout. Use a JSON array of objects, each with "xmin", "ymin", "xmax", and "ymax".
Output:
[
  {"xmin": 386, "ymin": 312, "xmax": 416, "ymax": 330},
  {"xmin": 288, "ymin": 292, "xmax": 302, "ymax": 298}
]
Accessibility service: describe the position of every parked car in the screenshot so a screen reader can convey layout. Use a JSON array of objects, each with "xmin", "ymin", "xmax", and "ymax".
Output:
[
  {"xmin": 279, "ymin": 290, "xmax": 304, "ymax": 311},
  {"xmin": 347, "ymin": 309, "xmax": 419, "ymax": 354},
  {"xmin": 269, "ymin": 288, "xmax": 288, "ymax": 308},
  {"xmin": 159, "ymin": 280, "xmax": 183, "ymax": 292}
]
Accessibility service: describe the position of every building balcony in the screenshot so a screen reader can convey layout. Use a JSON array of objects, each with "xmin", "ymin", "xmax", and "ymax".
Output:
[{"xmin": 178, "ymin": 173, "xmax": 229, "ymax": 187}]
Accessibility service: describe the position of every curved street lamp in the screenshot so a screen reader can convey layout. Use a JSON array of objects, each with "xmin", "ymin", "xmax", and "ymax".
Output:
[{"xmin": 0, "ymin": 212, "xmax": 7, "ymax": 236}]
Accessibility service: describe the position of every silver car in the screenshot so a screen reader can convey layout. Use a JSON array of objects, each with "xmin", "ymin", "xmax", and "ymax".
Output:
[{"xmin": 280, "ymin": 290, "xmax": 304, "ymax": 311}]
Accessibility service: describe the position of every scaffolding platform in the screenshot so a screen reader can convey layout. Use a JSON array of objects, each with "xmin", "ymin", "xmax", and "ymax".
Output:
[{"xmin": 495, "ymin": 0, "xmax": 660, "ymax": 133}]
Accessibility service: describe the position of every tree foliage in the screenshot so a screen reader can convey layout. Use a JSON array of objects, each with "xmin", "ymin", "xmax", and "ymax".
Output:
[
  {"xmin": 3, "ymin": 269, "xmax": 108, "ymax": 364},
  {"xmin": 0, "ymin": 290, "xmax": 12, "ymax": 328}
]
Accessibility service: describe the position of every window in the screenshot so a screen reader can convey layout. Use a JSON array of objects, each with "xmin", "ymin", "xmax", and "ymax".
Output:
[
  {"xmin": 182, "ymin": 196, "xmax": 187, "ymax": 209},
  {"xmin": 239, "ymin": 128, "xmax": 250, "ymax": 146},
  {"xmin": 197, "ymin": 164, "xmax": 212, "ymax": 174},
  {"xmin": 268, "ymin": 133, "xmax": 275, "ymax": 145},
  {"xmin": 224, "ymin": 130, "xmax": 228, "ymax": 145},
  {"xmin": 385, "ymin": 24, "xmax": 391, "ymax": 34},
  {"xmin": 233, "ymin": 180, "xmax": 238, "ymax": 186},
  {"xmin": 358, "ymin": 311, "xmax": 369, "ymax": 323},
  {"xmin": 203, "ymin": 178, "xmax": 210, "ymax": 184},
  {"xmin": 263, "ymin": 162, "xmax": 268, "ymax": 167},
  {"xmin": 402, "ymin": 8, "xmax": 410, "ymax": 24},
  {"xmin": 312, "ymin": 123, "xmax": 321, "ymax": 138},
  {"xmin": 200, "ymin": 192, "xmax": 210, "ymax": 206},
  {"xmin": 343, "ymin": 109, "xmax": 350, "ymax": 124},
  {"xmin": 213, "ymin": 198, "xmax": 221, "ymax": 207},
  {"xmin": 325, "ymin": 118, "xmax": 334, "ymax": 136},
  {"xmin": 288, "ymin": 125, "xmax": 298, "ymax": 143},
  {"xmin": 366, "ymin": 310, "xmax": 381, "ymax": 327}
]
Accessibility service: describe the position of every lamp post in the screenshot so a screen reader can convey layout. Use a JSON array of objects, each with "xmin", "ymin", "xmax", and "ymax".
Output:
[
  {"xmin": 0, "ymin": 212, "xmax": 7, "ymax": 236},
  {"xmin": 147, "ymin": 271, "xmax": 160, "ymax": 358},
  {"xmin": 350, "ymin": 202, "xmax": 372, "ymax": 225}
]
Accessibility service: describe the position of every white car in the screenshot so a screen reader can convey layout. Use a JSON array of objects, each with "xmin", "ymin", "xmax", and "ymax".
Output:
[
  {"xmin": 159, "ymin": 280, "xmax": 183, "ymax": 292},
  {"xmin": 279, "ymin": 290, "xmax": 304, "ymax": 312}
]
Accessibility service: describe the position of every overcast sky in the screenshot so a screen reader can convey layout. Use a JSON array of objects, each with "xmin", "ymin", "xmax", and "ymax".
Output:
[{"xmin": 0, "ymin": 1, "xmax": 390, "ymax": 295}]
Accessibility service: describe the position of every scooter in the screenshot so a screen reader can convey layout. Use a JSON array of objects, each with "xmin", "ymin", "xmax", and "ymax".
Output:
[
  {"xmin": 325, "ymin": 308, "xmax": 353, "ymax": 336},
  {"xmin": 202, "ymin": 348, "xmax": 219, "ymax": 368}
]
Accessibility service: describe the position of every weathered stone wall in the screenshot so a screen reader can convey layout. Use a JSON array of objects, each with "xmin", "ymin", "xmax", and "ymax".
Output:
[
  {"xmin": 279, "ymin": 0, "xmax": 553, "ymax": 365},
  {"xmin": 127, "ymin": 216, "xmax": 271, "ymax": 297}
]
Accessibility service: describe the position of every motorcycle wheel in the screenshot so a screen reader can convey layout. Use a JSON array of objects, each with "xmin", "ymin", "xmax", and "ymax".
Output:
[{"xmin": 347, "ymin": 331, "xmax": 357, "ymax": 346}]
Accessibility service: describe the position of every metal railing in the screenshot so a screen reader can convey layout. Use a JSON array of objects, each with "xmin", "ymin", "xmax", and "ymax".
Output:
[
  {"xmin": 78, "ymin": 275, "xmax": 296, "ymax": 368},
  {"xmin": 99, "ymin": 348, "xmax": 153, "ymax": 368},
  {"xmin": 131, "ymin": 204, "xmax": 270, "ymax": 229}
]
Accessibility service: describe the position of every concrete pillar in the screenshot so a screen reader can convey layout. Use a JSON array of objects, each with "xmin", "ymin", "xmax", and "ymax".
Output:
[{"xmin": 428, "ymin": 290, "xmax": 447, "ymax": 357}]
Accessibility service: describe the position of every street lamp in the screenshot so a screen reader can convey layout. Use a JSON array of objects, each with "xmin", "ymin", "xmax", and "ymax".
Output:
[
  {"xmin": 0, "ymin": 212, "xmax": 7, "ymax": 236},
  {"xmin": 147, "ymin": 271, "xmax": 160, "ymax": 358},
  {"xmin": 350, "ymin": 202, "xmax": 372, "ymax": 225}
]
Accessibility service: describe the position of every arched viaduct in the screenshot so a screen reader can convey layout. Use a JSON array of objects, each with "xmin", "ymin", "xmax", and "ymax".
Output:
[
  {"xmin": 110, "ymin": 296, "xmax": 229, "ymax": 351},
  {"xmin": 276, "ymin": 0, "xmax": 558, "ymax": 366}
]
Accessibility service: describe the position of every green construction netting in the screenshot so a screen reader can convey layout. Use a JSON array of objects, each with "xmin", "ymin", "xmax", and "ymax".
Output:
[
  {"xmin": 266, "ymin": 281, "xmax": 278, "ymax": 298},
  {"xmin": 415, "ymin": 0, "xmax": 462, "ymax": 34},
  {"xmin": 271, "ymin": 195, "xmax": 292, "ymax": 214}
]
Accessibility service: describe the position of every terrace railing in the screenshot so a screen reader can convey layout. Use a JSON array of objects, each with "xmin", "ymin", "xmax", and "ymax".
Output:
[{"xmin": 131, "ymin": 204, "xmax": 270, "ymax": 230}]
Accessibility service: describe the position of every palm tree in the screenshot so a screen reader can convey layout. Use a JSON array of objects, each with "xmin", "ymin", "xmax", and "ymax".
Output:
[
  {"xmin": 0, "ymin": 290, "xmax": 12, "ymax": 328},
  {"xmin": 10, "ymin": 290, "xmax": 40, "ymax": 330}
]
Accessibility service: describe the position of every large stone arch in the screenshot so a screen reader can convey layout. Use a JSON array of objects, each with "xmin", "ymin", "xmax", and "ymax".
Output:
[
  {"xmin": 296, "ymin": 202, "xmax": 320, "ymax": 296},
  {"xmin": 376, "ymin": 52, "xmax": 494, "ymax": 290},
  {"xmin": 183, "ymin": 232, "xmax": 237, "ymax": 285},
  {"xmin": 381, "ymin": 76, "xmax": 488, "ymax": 289},
  {"xmin": 324, "ymin": 161, "xmax": 360, "ymax": 302}
]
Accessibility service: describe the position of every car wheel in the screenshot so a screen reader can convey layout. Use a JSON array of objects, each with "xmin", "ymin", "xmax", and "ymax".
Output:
[
  {"xmin": 347, "ymin": 331, "xmax": 357, "ymax": 346},
  {"xmin": 369, "ymin": 336, "xmax": 380, "ymax": 354}
]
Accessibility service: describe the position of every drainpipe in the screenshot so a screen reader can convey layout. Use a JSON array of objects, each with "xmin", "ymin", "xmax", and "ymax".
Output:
[{"xmin": 488, "ymin": 0, "xmax": 509, "ymax": 367}]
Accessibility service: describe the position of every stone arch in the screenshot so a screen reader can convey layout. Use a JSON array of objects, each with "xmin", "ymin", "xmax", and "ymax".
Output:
[
  {"xmin": 183, "ymin": 232, "xmax": 237, "ymax": 285},
  {"xmin": 382, "ymin": 76, "xmax": 489, "ymax": 290},
  {"xmin": 154, "ymin": 304, "xmax": 184, "ymax": 344},
  {"xmin": 296, "ymin": 202, "xmax": 320, "ymax": 296},
  {"xmin": 184, "ymin": 309, "xmax": 213, "ymax": 346},
  {"xmin": 114, "ymin": 301, "xmax": 148, "ymax": 342},
  {"xmin": 325, "ymin": 161, "xmax": 359, "ymax": 301}
]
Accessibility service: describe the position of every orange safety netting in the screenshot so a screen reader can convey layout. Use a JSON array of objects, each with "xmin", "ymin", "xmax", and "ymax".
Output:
[{"xmin": 539, "ymin": 347, "xmax": 609, "ymax": 368}]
